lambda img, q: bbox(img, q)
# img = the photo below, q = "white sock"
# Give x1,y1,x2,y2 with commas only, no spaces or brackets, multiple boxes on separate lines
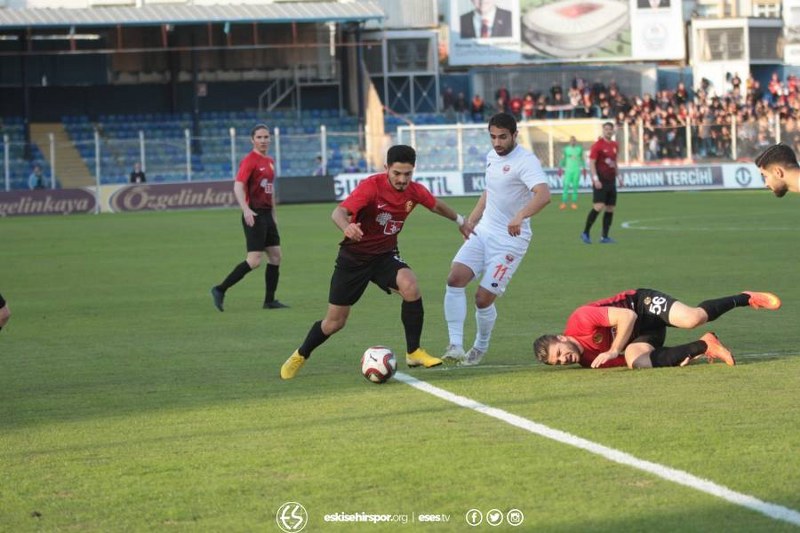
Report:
444,285,467,347
473,304,497,352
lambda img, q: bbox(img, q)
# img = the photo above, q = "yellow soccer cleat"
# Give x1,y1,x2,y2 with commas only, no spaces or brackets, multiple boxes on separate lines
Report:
406,348,443,368
281,350,306,379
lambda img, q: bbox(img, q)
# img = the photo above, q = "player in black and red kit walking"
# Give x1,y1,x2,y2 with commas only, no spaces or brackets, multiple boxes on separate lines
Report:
211,124,288,311
582,122,623,244
281,145,475,379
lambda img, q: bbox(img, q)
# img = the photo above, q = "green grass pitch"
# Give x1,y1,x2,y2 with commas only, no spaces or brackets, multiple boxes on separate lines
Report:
1,190,799,532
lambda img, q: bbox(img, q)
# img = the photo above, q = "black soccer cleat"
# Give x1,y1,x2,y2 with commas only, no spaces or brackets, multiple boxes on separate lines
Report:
210,287,225,312
263,300,289,309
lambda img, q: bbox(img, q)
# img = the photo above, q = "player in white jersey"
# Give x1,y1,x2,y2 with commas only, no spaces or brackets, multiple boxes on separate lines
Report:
442,113,551,365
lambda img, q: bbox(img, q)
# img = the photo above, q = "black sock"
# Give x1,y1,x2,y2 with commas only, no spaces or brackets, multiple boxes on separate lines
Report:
401,298,424,354
649,341,707,367
584,209,599,234
602,212,614,238
218,261,252,291
265,264,279,303
698,294,750,322
298,321,330,358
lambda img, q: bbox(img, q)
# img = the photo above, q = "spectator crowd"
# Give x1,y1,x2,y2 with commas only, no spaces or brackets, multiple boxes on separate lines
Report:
441,72,800,162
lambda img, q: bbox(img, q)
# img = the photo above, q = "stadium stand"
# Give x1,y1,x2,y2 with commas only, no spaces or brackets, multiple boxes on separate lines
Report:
4,72,799,189
1,117,51,190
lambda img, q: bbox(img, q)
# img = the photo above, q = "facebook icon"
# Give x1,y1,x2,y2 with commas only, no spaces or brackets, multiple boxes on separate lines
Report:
465,509,483,526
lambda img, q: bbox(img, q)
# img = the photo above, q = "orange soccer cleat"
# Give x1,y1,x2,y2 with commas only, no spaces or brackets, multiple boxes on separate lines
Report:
700,332,735,366
743,291,781,310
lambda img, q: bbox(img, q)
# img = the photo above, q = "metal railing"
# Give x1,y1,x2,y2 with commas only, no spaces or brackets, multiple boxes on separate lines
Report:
396,115,785,170
2,126,367,191
2,114,787,191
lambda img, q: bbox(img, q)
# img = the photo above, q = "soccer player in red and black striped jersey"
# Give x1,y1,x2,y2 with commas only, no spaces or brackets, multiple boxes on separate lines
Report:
533,288,781,369
280,145,475,379
211,124,288,311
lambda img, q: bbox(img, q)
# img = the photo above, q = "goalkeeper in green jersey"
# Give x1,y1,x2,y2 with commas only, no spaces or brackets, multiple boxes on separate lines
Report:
558,136,585,210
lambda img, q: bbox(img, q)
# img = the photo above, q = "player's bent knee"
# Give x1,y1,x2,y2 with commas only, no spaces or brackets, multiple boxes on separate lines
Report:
266,247,282,264
398,285,421,301
689,308,708,327
446,273,469,287
625,345,654,369
474,291,497,309
323,318,347,335
672,308,707,328
446,264,474,287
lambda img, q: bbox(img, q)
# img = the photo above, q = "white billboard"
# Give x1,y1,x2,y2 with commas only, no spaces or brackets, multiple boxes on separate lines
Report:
447,0,684,65
784,0,800,65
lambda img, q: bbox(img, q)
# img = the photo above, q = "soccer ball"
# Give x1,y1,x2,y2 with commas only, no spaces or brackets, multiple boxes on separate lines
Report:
361,346,397,384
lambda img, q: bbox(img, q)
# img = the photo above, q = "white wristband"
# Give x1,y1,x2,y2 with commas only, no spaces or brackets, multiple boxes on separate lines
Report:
455,213,465,226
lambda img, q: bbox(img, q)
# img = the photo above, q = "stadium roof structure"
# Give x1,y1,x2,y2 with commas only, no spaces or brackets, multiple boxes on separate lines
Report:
0,0,385,29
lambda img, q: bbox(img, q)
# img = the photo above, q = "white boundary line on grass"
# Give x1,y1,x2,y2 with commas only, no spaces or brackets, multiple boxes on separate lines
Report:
394,372,800,527
621,218,796,232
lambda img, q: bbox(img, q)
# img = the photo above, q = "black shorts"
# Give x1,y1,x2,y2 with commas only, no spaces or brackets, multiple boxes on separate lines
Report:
592,180,617,206
0,292,5,308
242,208,280,251
328,249,409,306
621,288,678,348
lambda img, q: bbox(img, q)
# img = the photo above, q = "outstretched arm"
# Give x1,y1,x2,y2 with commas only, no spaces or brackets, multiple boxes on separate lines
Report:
430,198,475,239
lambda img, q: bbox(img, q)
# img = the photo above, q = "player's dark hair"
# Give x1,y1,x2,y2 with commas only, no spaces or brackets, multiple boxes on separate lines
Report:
603,121,615,129
251,123,270,138
533,334,559,364
387,145,416,167
754,143,800,169
488,112,517,134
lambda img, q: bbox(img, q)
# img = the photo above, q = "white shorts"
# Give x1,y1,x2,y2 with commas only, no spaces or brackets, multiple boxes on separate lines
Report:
451,229,530,296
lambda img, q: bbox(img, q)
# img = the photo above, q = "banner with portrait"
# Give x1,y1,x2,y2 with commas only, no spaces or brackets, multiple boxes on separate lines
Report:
446,0,684,65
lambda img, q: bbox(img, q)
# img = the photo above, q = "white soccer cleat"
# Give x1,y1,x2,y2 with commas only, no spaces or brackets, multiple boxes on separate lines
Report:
441,344,466,364
460,347,486,367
